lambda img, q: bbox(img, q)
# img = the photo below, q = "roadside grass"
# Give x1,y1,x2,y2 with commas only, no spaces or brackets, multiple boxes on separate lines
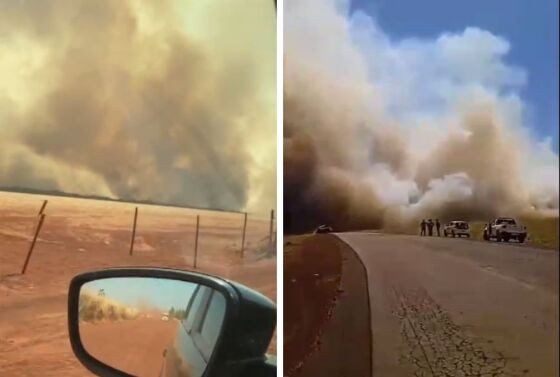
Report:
79,291,139,323
384,216,558,250
519,216,559,250
467,217,558,249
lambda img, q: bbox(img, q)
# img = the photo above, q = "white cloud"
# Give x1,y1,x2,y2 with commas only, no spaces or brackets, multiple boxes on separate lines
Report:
348,13,528,121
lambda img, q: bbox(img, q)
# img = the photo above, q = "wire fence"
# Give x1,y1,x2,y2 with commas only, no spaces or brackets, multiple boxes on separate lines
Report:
0,193,276,277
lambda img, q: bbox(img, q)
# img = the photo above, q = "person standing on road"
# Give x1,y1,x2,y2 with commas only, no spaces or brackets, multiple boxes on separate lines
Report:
420,219,426,236
435,219,441,237
427,219,434,236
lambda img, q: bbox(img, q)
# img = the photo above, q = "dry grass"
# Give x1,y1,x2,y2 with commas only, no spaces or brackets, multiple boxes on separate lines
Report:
467,217,558,249
79,291,139,323
522,216,559,249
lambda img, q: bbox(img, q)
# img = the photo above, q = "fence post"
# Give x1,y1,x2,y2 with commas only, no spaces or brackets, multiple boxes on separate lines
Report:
129,207,138,256
193,215,200,268
38,200,48,215
240,212,248,257
21,214,46,275
268,209,275,246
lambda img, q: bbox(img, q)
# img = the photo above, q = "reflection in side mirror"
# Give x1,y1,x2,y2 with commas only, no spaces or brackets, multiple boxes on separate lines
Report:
77,277,226,377
68,268,276,377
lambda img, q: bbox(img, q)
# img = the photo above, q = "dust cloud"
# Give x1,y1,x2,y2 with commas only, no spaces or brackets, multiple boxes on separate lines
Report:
0,0,276,214
284,0,558,233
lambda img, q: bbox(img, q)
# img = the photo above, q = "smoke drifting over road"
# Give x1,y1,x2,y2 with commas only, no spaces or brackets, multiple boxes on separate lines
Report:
284,0,558,232
0,0,276,213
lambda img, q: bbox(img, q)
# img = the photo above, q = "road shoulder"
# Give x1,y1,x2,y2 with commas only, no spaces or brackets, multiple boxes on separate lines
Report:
284,234,371,377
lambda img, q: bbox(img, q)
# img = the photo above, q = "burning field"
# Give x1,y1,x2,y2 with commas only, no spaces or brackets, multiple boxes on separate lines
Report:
0,191,276,376
284,0,559,233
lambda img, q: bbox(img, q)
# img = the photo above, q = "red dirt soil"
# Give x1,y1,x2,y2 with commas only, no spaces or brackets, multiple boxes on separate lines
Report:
283,234,342,376
293,235,371,377
0,192,276,376
81,318,178,377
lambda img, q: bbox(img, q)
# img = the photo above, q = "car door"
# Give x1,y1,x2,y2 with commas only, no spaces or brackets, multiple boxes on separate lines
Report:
161,285,227,377
489,221,497,236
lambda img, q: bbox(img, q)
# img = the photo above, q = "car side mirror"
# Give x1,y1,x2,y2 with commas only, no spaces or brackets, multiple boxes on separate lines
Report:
68,268,276,377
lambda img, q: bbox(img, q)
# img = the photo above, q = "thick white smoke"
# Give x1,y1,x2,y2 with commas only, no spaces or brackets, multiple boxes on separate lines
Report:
284,0,558,232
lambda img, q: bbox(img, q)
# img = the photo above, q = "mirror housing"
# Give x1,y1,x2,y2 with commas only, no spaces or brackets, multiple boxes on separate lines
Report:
68,268,276,377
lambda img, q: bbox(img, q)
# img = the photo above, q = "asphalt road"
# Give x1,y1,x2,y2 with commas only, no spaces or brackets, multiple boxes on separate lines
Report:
336,232,559,377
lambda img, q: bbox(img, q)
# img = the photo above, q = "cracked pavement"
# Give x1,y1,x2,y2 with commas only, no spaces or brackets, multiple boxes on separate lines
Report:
336,233,558,377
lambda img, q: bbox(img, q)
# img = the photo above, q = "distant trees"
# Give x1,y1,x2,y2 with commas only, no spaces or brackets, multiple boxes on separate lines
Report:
168,307,187,319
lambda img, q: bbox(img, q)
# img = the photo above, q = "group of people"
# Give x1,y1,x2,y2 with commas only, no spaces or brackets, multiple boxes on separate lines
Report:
420,219,441,236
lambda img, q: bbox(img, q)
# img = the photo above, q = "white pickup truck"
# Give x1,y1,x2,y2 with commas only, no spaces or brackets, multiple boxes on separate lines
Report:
443,221,470,238
483,217,527,243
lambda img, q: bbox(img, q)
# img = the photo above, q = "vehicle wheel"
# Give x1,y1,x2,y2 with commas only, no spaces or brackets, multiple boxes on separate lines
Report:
483,232,489,241
452,232,456,238
496,232,501,242
467,234,470,238
519,235,526,243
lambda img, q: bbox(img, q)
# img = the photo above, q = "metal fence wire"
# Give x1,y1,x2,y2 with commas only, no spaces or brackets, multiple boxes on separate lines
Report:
0,193,275,276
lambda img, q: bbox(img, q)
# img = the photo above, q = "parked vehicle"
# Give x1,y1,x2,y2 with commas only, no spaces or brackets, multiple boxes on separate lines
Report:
314,225,333,234
483,217,527,243
443,221,470,238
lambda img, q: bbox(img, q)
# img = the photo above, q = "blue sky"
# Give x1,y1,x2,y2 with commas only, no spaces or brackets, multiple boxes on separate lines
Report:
83,278,197,312
350,0,559,151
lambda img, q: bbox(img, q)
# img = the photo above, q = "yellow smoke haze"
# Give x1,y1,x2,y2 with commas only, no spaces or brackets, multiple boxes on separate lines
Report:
0,0,276,214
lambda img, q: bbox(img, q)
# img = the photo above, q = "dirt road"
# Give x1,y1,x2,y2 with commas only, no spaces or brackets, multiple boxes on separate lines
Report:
337,232,559,377
80,318,178,377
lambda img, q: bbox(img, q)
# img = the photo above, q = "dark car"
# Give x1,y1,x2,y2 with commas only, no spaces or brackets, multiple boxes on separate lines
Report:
314,225,333,234
160,285,226,377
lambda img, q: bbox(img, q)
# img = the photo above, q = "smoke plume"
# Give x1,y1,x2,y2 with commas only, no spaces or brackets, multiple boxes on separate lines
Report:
284,0,558,233
0,0,276,213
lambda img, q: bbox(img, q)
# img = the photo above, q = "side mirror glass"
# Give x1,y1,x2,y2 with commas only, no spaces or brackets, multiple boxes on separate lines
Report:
77,277,225,377
68,268,276,377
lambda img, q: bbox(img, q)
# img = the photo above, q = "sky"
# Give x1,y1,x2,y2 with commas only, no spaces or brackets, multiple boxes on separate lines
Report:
350,0,559,151
83,277,198,312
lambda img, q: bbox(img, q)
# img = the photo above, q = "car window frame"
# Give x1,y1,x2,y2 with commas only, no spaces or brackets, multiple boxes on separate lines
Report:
179,286,226,364
191,290,226,362
183,284,207,333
